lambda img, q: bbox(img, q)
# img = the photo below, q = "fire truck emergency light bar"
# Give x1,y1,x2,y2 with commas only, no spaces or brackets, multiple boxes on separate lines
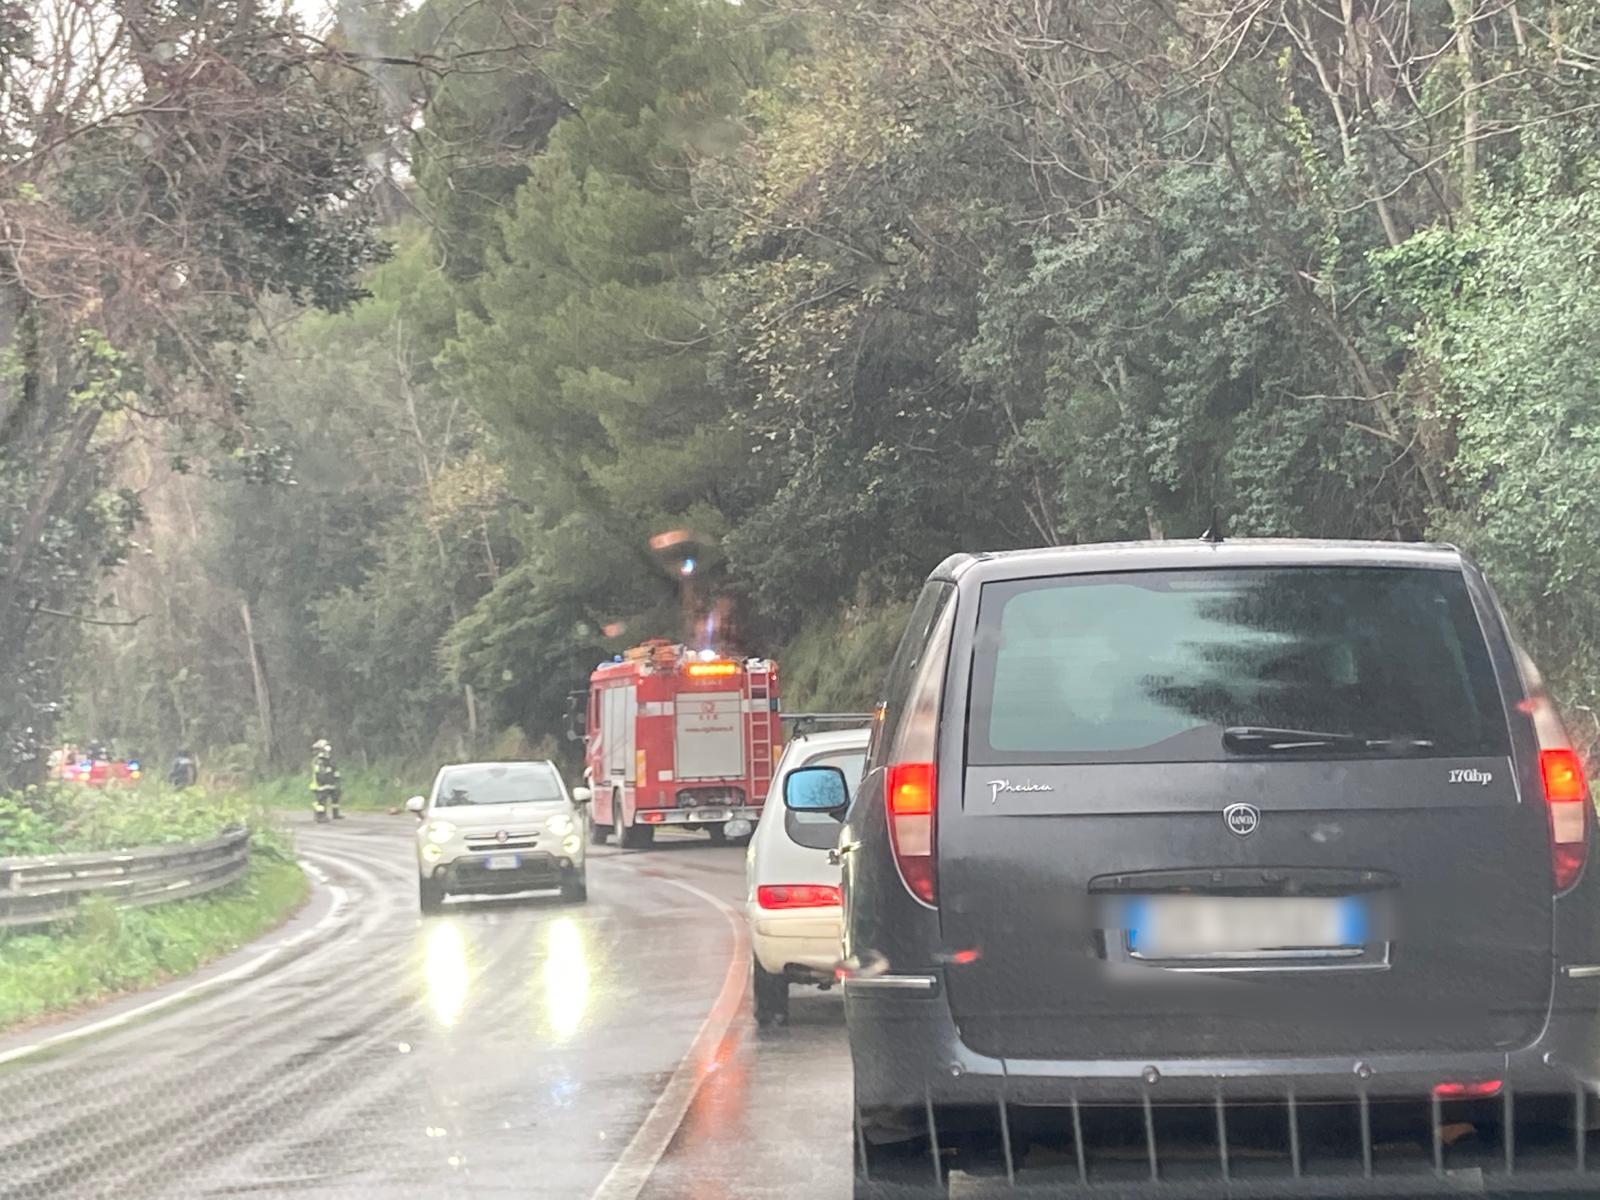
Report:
684,661,739,677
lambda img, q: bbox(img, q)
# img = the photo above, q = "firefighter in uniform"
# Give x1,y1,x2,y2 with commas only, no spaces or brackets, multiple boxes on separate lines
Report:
310,738,342,822
168,748,198,790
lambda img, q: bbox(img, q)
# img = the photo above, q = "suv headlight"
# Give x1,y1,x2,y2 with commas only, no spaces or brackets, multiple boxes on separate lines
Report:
546,813,575,836
423,820,457,845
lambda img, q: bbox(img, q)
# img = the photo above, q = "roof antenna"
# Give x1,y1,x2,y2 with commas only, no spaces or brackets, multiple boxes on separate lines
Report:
1200,505,1226,544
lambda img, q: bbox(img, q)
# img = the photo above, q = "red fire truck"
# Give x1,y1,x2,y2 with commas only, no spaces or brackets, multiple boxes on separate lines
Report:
575,640,780,847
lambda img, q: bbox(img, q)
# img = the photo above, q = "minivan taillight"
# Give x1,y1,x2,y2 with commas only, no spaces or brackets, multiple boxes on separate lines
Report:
886,762,936,904
1542,746,1590,892
1521,654,1592,894
881,600,955,908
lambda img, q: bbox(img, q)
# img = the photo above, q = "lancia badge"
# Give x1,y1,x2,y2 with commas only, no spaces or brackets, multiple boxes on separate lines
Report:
1223,803,1260,838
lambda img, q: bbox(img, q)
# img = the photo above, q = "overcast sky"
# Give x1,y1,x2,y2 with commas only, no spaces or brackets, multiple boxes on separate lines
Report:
291,1,337,30
292,1,422,30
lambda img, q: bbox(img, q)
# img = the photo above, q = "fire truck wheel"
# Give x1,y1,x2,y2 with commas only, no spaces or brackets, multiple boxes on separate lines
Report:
588,814,610,846
753,956,789,1027
706,823,728,845
609,792,627,845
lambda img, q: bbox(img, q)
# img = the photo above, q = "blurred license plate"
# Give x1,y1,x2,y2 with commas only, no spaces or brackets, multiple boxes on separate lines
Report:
485,854,520,871
697,810,727,822
1126,896,1365,958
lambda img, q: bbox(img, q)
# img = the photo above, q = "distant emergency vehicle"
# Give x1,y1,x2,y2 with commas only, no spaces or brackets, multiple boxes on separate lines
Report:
575,640,780,847
51,746,142,787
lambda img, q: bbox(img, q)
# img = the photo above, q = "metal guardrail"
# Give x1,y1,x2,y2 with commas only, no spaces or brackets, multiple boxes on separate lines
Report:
0,826,251,931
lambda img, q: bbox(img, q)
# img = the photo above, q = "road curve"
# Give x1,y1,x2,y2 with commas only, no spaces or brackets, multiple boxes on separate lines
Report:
0,815,853,1199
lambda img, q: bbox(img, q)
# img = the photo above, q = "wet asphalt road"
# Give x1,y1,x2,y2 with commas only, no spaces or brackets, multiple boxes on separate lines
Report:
0,814,853,1199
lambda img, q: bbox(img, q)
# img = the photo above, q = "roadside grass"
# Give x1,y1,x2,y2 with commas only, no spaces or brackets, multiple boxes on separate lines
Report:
0,853,308,1032
247,763,434,813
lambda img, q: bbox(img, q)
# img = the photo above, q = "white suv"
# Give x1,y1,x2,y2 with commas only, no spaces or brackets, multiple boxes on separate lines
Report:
745,727,869,1026
408,760,591,913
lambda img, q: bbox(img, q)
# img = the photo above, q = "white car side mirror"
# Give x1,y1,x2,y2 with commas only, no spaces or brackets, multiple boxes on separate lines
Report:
572,786,592,804
405,795,426,817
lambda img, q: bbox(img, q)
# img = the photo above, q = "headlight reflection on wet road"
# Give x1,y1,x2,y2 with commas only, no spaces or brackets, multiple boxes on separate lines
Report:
423,919,470,1027
543,917,589,1041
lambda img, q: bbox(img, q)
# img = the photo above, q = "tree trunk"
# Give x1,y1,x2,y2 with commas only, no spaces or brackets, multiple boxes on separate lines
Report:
239,598,275,768
0,404,102,615
1452,0,1479,217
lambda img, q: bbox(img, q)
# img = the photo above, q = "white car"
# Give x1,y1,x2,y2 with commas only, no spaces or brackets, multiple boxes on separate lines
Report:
407,760,591,913
745,727,869,1026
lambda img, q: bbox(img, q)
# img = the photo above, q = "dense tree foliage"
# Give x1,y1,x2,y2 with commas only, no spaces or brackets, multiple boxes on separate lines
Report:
0,2,391,780
20,0,1600,772
70,230,513,768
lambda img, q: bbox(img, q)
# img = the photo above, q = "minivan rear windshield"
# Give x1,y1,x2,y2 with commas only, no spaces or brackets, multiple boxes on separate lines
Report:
967,567,1510,764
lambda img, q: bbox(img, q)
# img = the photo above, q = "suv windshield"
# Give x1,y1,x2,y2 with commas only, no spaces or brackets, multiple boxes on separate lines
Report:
968,567,1509,764
435,764,564,806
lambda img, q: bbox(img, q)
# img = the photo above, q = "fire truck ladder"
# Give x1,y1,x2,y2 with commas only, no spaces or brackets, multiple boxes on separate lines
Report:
746,662,776,797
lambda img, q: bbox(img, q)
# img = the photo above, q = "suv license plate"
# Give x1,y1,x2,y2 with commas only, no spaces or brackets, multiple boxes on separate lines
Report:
1126,895,1365,958
485,854,520,871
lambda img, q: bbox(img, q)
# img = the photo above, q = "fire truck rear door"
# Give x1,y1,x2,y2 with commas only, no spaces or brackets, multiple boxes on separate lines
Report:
601,685,636,781
675,692,743,779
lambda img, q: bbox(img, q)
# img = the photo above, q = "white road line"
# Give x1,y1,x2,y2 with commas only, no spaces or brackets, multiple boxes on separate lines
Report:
0,872,348,1069
589,872,751,1200
122,843,401,1030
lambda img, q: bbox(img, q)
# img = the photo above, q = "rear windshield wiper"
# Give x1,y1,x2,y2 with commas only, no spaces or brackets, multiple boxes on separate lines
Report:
1222,726,1436,754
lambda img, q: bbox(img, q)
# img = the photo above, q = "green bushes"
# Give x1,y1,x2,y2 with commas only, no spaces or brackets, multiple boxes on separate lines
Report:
0,783,277,857
0,790,64,857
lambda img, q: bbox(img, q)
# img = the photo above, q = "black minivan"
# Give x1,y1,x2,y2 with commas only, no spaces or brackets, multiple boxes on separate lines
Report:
786,540,1600,1197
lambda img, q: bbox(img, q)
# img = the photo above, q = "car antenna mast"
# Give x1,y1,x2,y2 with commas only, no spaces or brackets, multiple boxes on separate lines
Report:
1200,505,1226,544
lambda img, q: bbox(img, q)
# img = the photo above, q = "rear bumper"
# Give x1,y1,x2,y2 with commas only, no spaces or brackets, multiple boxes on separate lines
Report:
848,972,1600,1195
433,852,580,895
637,806,761,826
748,905,841,979
846,969,1600,1108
